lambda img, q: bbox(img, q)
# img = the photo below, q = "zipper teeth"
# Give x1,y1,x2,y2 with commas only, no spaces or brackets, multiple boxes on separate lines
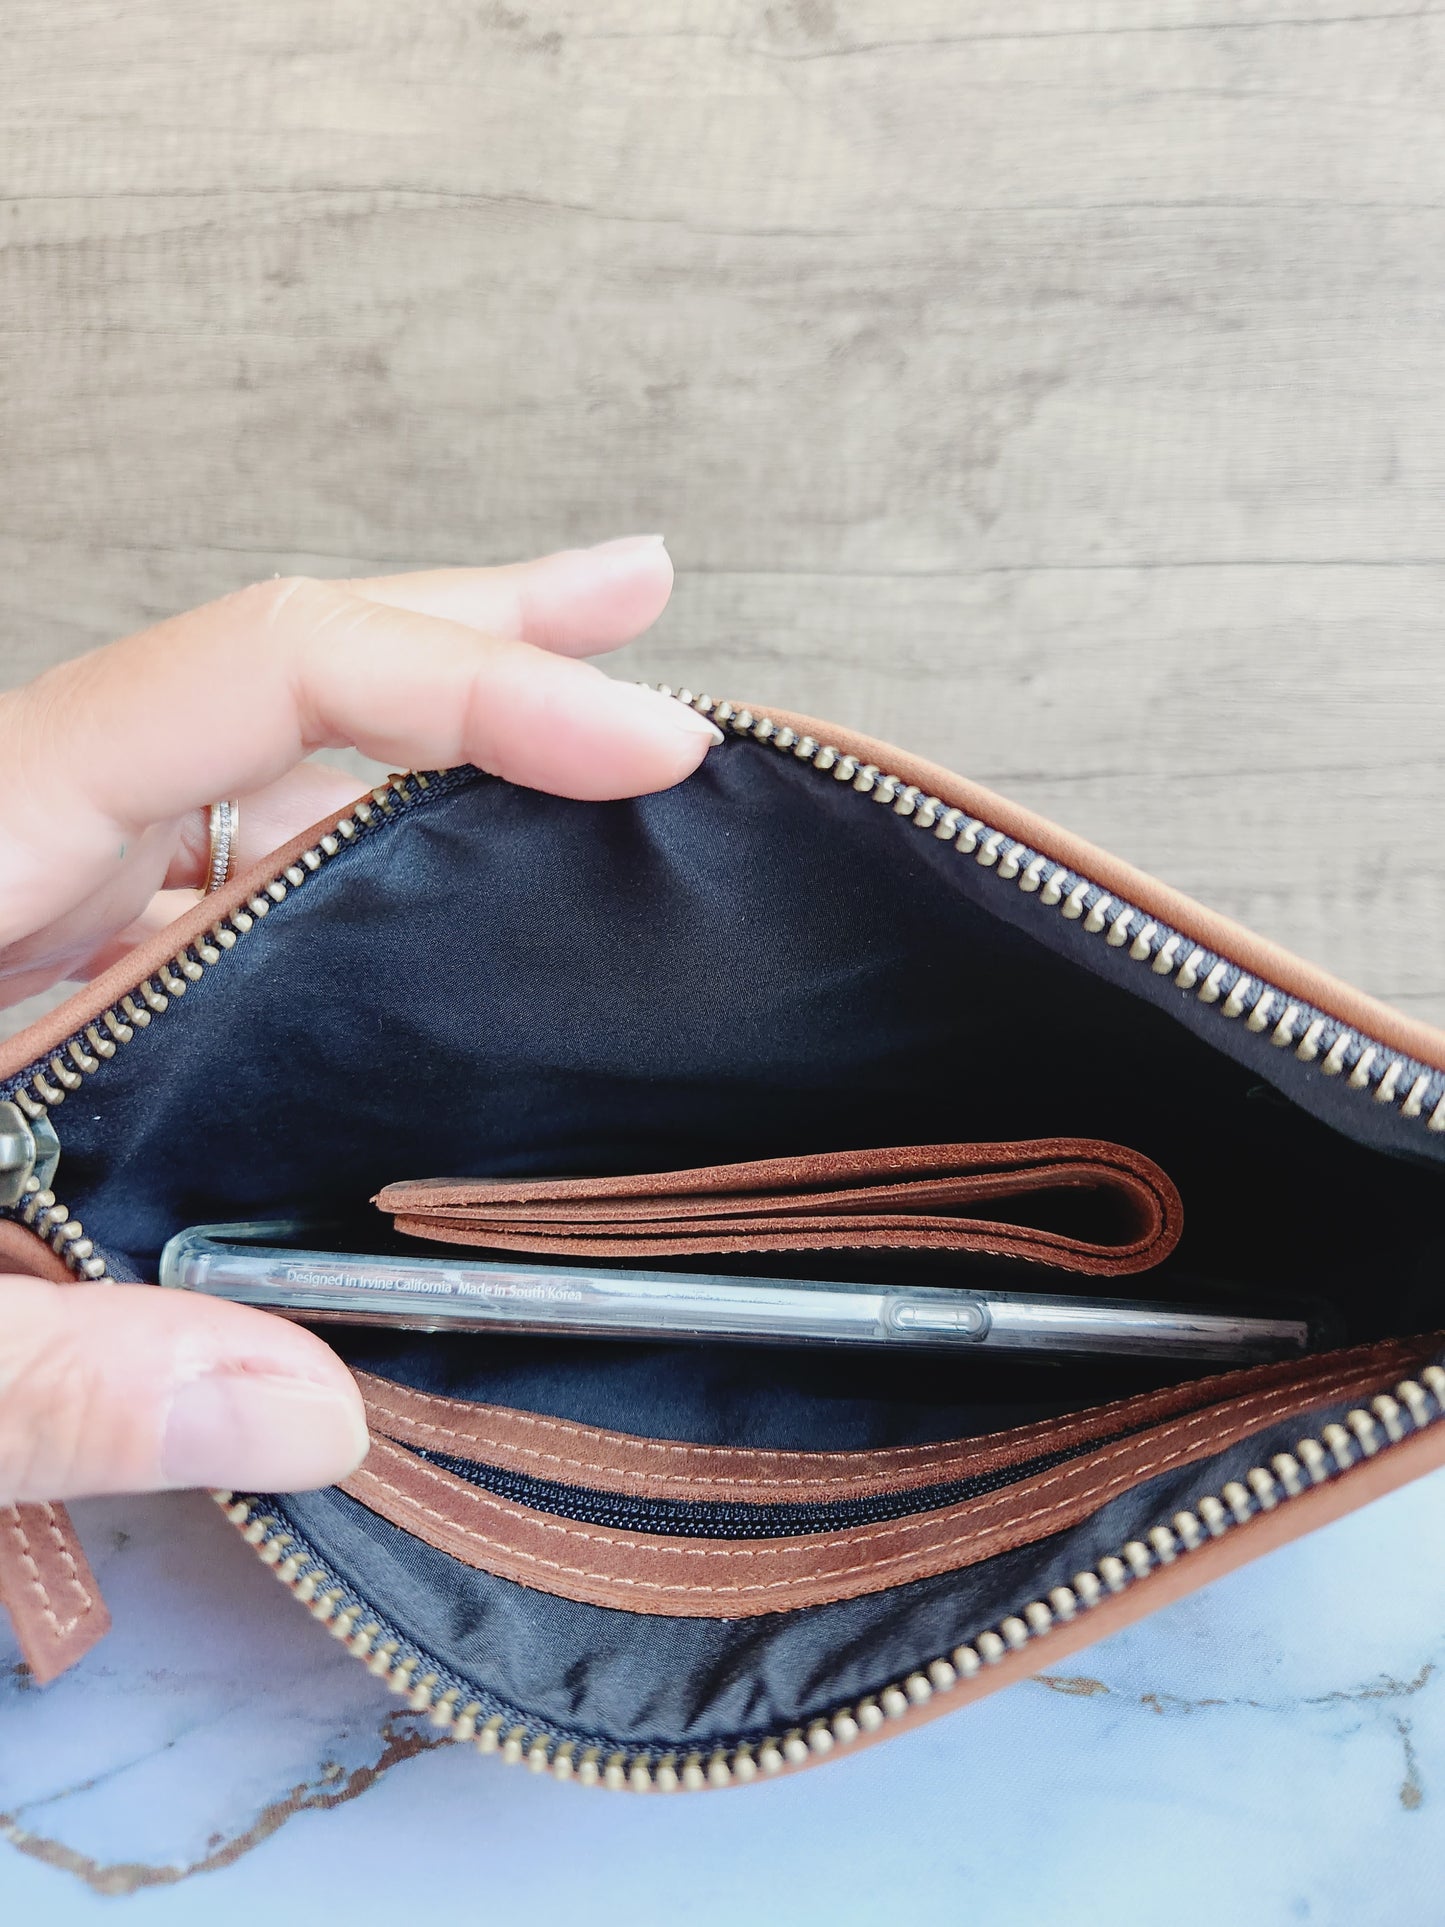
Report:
6,711,1443,1788
2,771,440,1282
655,689,1445,1137
413,1426,1144,1535
219,1363,1445,1791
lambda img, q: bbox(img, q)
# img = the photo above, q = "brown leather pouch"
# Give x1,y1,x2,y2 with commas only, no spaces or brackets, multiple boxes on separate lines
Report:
2,697,1443,1791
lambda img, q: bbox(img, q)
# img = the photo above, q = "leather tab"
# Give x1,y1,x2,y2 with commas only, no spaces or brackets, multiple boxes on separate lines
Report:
0,1501,110,1685
377,1138,1183,1277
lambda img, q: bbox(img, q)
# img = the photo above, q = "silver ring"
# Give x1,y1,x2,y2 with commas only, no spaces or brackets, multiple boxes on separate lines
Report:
206,799,240,893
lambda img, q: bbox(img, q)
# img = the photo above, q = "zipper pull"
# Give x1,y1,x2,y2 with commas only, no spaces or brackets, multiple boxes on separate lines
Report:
0,1100,60,1208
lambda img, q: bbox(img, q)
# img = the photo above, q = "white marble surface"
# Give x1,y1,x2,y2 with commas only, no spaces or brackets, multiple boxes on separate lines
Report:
2,1471,1443,1923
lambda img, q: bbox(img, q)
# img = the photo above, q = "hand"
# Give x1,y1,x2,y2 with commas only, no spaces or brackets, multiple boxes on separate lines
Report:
0,538,718,1503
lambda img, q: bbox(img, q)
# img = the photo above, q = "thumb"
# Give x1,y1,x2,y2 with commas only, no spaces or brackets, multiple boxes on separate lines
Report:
0,1276,369,1503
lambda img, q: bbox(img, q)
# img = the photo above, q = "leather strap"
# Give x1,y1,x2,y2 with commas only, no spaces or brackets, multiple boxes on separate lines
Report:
378,1138,1183,1277
0,1220,112,1682
0,1500,110,1685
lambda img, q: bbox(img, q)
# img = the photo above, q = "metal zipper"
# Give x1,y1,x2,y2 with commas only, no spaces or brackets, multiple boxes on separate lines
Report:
0,1101,59,1207
0,771,448,1281
657,691,1445,1137
4,706,1444,1788
409,1423,1151,1536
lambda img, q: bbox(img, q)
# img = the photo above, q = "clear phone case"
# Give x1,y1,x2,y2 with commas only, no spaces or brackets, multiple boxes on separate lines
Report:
160,1222,1315,1363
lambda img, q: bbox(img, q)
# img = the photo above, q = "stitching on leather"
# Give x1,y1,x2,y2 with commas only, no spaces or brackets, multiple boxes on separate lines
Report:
0,1503,90,1638
428,1179,1169,1258
391,1142,1183,1271
362,1390,1199,1493
0,1505,57,1633
354,1377,1112,1465
350,1362,1398,1597
357,1383,1174,1488
364,1366,1385,1561
362,1395,1062,1492
407,1220,1164,1268
357,1345,1394,1458
37,1503,93,1633
354,1342,1422,1494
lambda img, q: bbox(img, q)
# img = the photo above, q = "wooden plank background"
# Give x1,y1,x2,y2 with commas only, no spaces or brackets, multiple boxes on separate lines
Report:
2,0,1442,1027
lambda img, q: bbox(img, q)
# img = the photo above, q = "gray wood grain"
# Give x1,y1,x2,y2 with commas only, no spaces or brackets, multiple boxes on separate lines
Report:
2,0,1442,1025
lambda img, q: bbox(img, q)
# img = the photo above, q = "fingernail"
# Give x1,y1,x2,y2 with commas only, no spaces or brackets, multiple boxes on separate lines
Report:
161,1372,370,1492
586,533,667,556
629,685,725,746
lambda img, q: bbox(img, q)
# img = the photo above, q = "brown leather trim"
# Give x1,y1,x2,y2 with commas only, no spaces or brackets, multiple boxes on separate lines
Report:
379,1138,1182,1278
751,1412,1445,1787
0,1219,76,1284
0,1502,111,1686
756,706,1445,1075
340,1341,1435,1616
353,1335,1429,1505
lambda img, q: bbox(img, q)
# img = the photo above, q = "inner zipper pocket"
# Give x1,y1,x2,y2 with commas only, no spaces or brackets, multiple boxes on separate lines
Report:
338,1333,1441,1621
403,1427,1148,1537
222,1356,1445,1790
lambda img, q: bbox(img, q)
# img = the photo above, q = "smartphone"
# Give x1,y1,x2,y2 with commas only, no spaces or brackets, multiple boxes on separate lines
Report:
159,1222,1316,1364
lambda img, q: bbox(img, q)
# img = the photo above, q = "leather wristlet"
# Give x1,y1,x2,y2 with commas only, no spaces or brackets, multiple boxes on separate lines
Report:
7,703,1439,1787
376,1137,1184,1278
